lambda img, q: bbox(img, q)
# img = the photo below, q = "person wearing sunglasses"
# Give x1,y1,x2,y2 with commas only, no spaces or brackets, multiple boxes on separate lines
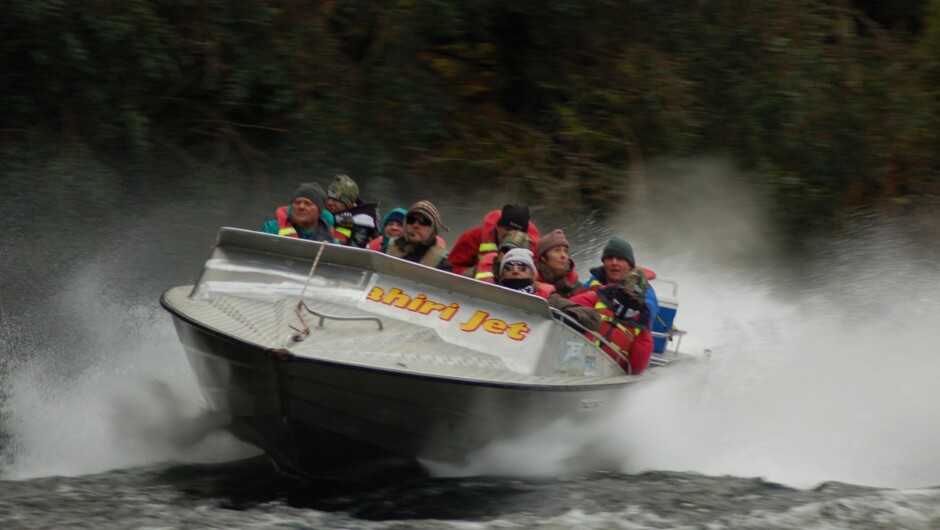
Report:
261,182,337,243
497,249,600,332
386,200,453,270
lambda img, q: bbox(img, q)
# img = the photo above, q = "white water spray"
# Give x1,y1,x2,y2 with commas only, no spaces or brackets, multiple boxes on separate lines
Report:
450,160,940,489
0,265,256,480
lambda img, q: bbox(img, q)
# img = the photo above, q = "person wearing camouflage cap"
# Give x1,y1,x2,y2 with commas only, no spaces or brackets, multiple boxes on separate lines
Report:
462,229,532,283
325,174,360,212
261,182,337,243
323,174,381,248
569,267,655,374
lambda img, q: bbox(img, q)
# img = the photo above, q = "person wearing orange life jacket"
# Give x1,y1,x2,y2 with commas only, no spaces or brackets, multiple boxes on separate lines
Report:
387,201,453,270
535,229,585,298
324,174,380,248
570,268,654,374
448,205,540,275
583,236,658,327
463,229,532,283
261,182,336,243
497,249,600,332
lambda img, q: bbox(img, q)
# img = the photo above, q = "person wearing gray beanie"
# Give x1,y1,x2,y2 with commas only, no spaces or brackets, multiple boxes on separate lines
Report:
583,236,660,335
602,236,635,267
261,182,336,242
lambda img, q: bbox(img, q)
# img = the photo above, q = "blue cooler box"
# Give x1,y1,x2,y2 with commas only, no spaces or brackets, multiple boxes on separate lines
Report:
651,279,679,353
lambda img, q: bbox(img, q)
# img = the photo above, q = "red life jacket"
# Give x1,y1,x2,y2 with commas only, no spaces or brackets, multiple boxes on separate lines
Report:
569,290,653,375
275,206,299,238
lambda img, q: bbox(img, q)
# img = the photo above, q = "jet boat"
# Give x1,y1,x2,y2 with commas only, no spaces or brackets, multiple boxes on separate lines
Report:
161,228,688,479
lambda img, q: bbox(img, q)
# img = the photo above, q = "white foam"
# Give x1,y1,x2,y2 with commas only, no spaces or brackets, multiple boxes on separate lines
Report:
0,268,256,480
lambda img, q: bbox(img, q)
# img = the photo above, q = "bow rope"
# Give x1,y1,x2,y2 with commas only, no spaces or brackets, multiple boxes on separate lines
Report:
290,242,326,341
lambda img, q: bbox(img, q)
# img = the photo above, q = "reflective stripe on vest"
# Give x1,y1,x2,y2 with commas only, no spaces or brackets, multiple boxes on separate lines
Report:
278,226,298,237
477,241,498,260
475,271,495,280
594,301,641,356
334,225,352,243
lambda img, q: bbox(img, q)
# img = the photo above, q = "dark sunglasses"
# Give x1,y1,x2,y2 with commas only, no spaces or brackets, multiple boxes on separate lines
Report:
405,215,432,227
502,262,531,272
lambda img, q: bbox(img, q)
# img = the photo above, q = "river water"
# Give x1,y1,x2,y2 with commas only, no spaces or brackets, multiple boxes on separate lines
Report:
2,159,940,528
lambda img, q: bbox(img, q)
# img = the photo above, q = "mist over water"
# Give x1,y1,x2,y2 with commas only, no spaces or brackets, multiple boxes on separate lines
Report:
2,159,938,490
445,160,940,489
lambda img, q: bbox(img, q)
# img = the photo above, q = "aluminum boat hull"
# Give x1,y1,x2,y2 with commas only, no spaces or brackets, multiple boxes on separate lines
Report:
161,228,685,479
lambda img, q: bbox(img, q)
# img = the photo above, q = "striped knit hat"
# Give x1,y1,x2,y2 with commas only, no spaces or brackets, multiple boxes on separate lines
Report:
407,200,450,233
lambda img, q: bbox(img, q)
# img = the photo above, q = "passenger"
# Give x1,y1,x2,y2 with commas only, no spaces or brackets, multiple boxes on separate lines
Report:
387,201,453,270
261,182,336,243
570,268,654,374
367,207,407,253
583,236,658,325
464,229,532,283
498,249,600,332
448,204,540,275
368,207,448,253
535,229,584,298
324,174,381,248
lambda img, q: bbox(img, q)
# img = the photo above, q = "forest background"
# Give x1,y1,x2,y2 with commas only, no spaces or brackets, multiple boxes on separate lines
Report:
3,0,939,248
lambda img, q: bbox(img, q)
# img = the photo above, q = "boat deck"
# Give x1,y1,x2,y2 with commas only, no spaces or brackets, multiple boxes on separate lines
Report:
163,286,632,386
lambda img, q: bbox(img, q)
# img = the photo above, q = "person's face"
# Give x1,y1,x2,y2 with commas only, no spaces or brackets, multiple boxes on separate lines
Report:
496,226,509,243
602,256,633,283
290,197,320,230
325,197,347,214
501,260,535,281
385,220,403,238
404,213,433,243
541,245,569,273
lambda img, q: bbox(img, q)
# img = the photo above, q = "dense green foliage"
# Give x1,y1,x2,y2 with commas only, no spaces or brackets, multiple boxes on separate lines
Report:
2,0,938,242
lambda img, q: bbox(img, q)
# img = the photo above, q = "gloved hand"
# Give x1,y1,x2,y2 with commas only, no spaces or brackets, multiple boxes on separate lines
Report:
611,289,648,325
334,211,354,227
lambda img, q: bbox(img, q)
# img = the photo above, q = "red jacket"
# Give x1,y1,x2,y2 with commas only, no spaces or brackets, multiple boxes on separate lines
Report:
569,290,653,374
449,210,541,274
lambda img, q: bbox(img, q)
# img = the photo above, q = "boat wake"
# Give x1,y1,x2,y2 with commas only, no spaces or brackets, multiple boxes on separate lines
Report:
444,219,940,490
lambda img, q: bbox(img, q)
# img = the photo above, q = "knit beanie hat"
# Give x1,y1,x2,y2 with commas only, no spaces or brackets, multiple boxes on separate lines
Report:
382,207,407,229
497,204,530,231
502,248,536,271
535,228,569,260
602,236,635,266
327,174,359,207
407,200,450,233
499,230,532,253
292,182,327,213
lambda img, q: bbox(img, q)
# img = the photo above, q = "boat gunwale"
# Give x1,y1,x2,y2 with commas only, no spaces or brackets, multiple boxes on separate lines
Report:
161,290,638,393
